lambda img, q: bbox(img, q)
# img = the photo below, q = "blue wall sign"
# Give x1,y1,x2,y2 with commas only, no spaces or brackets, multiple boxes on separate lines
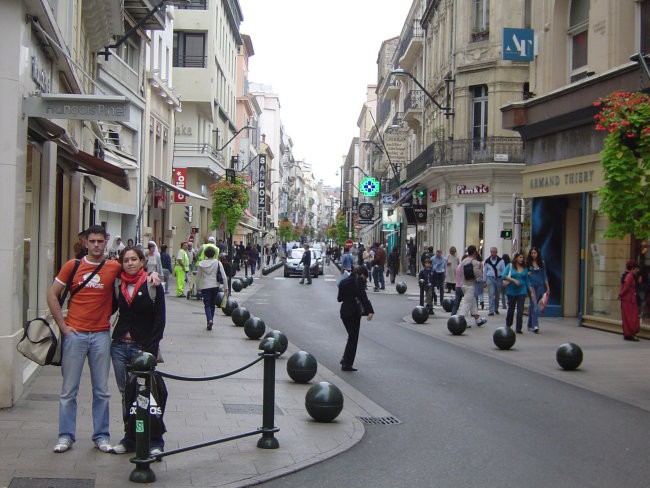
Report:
503,28,534,61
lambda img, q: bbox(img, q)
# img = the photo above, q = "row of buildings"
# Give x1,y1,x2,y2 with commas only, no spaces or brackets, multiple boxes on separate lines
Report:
0,0,333,408
343,0,648,337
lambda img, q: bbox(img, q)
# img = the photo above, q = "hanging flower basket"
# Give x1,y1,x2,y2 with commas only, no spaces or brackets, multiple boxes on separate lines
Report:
210,177,250,235
594,91,650,240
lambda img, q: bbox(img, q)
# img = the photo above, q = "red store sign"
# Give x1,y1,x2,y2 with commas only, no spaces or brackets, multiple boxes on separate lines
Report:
173,168,187,203
457,184,489,195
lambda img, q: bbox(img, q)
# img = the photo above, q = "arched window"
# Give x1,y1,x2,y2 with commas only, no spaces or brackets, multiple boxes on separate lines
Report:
568,0,589,82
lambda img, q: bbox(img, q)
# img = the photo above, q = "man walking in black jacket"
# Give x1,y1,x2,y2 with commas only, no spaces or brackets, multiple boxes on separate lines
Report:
299,243,312,284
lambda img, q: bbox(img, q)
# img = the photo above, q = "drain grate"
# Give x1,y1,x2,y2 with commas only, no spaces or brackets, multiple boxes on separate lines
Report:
223,403,283,415
9,478,95,488
357,416,401,425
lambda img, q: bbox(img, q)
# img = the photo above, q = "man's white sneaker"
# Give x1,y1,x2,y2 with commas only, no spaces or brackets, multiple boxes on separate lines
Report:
53,437,73,453
150,447,164,457
94,439,112,453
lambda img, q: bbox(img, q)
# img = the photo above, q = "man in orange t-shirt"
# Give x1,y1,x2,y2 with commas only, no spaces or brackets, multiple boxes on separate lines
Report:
46,225,159,454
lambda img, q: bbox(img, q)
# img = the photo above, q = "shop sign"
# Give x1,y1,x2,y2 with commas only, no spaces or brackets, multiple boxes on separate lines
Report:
258,154,266,213
457,184,489,195
23,93,130,121
523,159,603,198
173,168,187,203
31,56,51,93
381,194,396,205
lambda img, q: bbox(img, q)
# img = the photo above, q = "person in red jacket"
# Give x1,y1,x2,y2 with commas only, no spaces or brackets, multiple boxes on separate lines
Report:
619,259,641,341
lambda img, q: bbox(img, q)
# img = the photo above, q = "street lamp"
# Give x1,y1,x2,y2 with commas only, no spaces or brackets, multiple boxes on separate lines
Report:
350,165,369,178
390,68,454,117
217,125,254,152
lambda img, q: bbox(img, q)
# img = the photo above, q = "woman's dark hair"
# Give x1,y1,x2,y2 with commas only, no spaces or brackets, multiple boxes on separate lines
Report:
161,244,168,253
626,259,640,270
205,246,216,258
502,253,510,264
512,251,527,270
526,247,544,268
351,265,368,279
119,246,145,263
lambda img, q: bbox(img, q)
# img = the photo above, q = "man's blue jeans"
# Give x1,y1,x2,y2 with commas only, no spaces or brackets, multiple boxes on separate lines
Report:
59,330,111,443
486,276,501,314
373,265,385,289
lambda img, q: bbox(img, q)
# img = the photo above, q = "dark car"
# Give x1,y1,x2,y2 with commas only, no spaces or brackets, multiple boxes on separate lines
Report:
284,249,319,278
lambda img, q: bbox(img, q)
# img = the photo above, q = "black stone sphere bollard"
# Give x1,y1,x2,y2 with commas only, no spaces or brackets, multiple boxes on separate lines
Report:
247,276,254,286
412,305,429,324
442,297,454,313
493,327,516,350
396,282,407,294
222,298,238,316
262,267,270,276
244,316,266,339
264,330,288,356
305,381,343,422
231,307,251,327
556,343,583,370
447,314,467,335
232,279,243,292
215,291,225,307
287,351,318,383
240,277,249,288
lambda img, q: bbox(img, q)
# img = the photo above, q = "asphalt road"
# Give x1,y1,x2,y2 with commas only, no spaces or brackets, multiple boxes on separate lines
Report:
247,265,650,488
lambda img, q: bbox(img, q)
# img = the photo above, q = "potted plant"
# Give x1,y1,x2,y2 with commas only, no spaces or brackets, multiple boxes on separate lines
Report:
210,176,250,234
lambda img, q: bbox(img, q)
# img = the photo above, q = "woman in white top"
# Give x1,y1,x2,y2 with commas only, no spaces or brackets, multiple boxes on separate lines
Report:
144,241,163,276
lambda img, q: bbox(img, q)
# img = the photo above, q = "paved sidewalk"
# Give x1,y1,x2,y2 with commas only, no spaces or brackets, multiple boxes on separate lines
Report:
0,276,391,488
388,272,650,412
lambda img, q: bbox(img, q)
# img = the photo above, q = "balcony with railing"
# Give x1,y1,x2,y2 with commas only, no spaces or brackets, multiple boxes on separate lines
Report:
398,19,424,68
173,142,225,173
173,54,207,68
403,90,424,125
176,0,207,8
124,0,166,30
405,137,524,180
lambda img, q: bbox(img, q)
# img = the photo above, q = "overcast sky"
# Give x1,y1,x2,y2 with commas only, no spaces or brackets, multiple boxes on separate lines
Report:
238,1,411,187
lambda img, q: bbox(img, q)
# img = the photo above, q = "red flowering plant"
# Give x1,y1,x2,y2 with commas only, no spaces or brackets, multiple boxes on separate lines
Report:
593,91,650,240
210,176,250,234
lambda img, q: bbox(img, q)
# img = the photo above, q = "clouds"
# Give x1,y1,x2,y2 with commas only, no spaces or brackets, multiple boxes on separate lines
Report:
238,0,410,186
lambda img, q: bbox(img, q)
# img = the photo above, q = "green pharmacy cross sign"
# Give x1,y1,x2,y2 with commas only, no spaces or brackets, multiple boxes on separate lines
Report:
360,177,380,197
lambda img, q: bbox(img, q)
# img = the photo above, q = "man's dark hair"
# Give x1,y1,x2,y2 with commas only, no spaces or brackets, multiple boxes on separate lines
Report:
86,224,107,238
467,245,477,256
205,246,216,258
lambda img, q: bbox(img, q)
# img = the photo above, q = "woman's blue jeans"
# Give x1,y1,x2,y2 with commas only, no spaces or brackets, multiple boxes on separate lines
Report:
201,287,220,322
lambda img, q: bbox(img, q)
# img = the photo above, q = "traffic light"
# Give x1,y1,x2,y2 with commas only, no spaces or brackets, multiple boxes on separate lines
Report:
184,205,193,223
415,188,425,198
514,198,525,224
500,229,513,239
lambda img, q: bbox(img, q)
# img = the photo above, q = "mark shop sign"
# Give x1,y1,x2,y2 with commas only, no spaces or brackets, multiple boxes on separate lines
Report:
258,154,266,215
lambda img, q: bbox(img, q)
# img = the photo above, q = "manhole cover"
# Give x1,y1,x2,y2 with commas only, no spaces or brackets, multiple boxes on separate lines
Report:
223,403,283,415
9,478,94,488
357,416,401,425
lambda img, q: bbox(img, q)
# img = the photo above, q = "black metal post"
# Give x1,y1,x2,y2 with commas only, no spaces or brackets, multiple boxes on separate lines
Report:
256,349,279,449
129,368,156,483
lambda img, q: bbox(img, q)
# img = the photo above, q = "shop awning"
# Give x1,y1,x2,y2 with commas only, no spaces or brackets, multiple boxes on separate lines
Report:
149,175,208,201
238,221,263,233
29,117,131,191
58,147,130,191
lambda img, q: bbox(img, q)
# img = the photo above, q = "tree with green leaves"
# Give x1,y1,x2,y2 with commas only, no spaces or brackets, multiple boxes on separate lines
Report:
278,219,292,243
335,209,348,245
594,91,650,240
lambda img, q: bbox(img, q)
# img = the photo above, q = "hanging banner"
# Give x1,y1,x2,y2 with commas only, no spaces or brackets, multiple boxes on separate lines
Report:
258,155,266,219
173,168,187,203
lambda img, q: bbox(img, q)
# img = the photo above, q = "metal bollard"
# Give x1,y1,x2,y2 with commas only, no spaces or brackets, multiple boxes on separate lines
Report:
257,337,280,449
129,352,157,484
419,279,425,307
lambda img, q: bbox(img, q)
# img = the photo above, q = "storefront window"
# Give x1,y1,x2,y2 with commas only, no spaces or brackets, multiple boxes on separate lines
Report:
465,205,485,256
585,194,630,321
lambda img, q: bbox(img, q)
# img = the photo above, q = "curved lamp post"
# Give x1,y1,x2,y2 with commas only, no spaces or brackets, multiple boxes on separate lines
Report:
390,68,454,118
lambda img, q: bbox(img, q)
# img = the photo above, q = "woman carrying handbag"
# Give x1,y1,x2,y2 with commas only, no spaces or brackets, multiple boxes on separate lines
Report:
337,266,374,372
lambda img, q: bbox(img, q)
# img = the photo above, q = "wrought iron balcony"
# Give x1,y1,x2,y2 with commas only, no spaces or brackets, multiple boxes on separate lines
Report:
173,142,225,171
404,90,424,113
405,137,524,180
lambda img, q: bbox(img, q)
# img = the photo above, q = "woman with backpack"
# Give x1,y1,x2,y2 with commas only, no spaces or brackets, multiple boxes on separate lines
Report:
196,246,227,331
110,246,166,456
502,251,534,334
